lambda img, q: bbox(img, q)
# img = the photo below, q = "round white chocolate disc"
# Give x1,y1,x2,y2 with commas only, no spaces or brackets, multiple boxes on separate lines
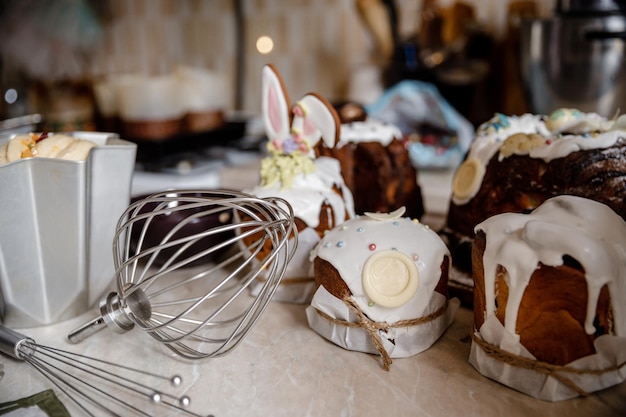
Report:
452,156,484,201
362,250,419,308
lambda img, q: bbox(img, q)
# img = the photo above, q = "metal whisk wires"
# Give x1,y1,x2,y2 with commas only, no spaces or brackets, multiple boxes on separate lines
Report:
68,190,297,359
0,325,208,416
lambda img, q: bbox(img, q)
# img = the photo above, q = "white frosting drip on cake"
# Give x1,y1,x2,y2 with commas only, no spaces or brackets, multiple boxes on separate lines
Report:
452,110,626,205
311,211,450,322
475,195,626,340
337,120,402,148
247,156,354,228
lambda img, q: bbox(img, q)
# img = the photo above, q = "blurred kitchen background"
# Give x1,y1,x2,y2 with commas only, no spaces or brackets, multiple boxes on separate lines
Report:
3,0,626,190
0,0,561,126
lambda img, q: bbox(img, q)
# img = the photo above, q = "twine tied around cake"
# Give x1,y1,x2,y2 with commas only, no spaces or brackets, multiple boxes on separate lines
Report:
316,296,449,371
471,332,626,397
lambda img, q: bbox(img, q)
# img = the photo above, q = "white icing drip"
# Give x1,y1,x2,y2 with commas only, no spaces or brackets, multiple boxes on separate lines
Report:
472,112,626,164
312,215,449,323
247,156,354,228
475,195,626,338
528,130,625,160
337,120,401,148
470,113,550,162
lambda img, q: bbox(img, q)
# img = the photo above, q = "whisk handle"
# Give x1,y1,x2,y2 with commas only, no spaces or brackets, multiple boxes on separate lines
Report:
67,315,107,344
68,291,141,343
0,325,33,360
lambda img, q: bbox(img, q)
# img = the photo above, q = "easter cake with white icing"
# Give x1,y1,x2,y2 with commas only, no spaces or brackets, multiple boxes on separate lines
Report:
243,65,355,304
470,195,626,401
306,207,459,370
442,109,626,284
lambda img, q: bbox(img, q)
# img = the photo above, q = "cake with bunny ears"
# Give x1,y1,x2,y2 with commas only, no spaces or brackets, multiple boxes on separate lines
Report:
318,102,424,219
243,64,355,304
470,195,626,401
442,109,626,286
306,207,459,370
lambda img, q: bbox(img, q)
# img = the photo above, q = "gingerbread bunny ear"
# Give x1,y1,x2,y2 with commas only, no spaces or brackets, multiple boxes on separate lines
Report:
293,93,340,149
262,64,292,142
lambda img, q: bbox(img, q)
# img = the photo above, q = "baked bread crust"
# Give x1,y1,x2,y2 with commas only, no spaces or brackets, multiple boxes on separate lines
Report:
318,138,424,219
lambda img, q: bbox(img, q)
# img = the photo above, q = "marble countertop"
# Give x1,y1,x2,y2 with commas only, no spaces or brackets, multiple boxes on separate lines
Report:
2,163,626,416
3,301,625,417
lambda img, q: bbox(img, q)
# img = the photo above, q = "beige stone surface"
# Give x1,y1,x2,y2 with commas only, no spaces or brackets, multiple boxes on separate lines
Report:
2,302,625,416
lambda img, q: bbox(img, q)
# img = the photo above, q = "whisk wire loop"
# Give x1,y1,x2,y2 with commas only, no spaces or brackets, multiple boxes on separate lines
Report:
0,325,208,416
68,190,297,360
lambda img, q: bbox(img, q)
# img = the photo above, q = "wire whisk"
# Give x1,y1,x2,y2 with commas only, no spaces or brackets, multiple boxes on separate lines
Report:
0,325,209,416
68,189,297,359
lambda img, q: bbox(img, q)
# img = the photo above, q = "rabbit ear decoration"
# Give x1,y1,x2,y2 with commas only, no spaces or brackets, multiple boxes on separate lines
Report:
262,64,291,142
293,93,340,149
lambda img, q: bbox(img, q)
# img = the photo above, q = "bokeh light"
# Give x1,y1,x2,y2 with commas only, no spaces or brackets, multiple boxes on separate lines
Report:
256,36,274,54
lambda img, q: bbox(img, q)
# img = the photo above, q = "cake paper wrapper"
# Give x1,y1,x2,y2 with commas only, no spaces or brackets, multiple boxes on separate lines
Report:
306,286,459,359
249,227,319,304
470,315,626,401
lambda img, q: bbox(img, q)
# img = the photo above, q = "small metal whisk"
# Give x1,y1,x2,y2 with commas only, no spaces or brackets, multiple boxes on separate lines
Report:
67,189,297,359
0,325,208,416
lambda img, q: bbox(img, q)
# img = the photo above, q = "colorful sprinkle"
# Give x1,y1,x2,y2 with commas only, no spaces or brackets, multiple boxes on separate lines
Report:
392,221,399,226
368,243,376,251
340,225,348,231
368,301,375,307
412,253,419,261
485,113,511,133
357,227,364,233
324,242,331,248
545,139,552,145
336,241,344,248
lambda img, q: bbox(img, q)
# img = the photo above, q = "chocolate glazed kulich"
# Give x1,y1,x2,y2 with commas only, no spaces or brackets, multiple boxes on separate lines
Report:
318,139,424,219
446,141,626,273
318,102,425,219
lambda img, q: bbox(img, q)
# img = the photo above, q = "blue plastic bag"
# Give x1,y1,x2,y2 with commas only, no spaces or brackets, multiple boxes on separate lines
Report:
366,80,474,170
